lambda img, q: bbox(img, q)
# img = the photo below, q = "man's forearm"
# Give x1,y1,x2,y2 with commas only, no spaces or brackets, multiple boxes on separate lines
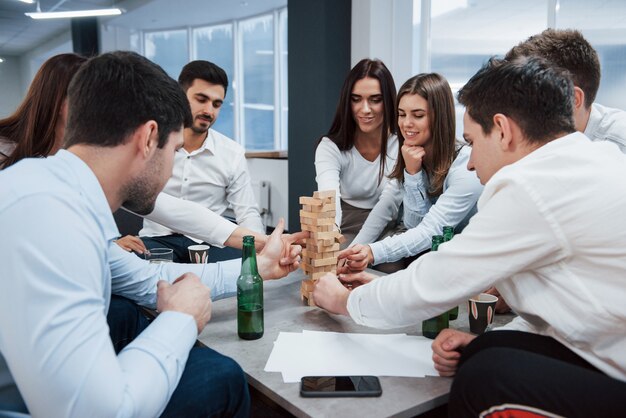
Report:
224,226,267,250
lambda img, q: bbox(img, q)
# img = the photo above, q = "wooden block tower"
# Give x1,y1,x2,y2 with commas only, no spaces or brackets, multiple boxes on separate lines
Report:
299,190,345,306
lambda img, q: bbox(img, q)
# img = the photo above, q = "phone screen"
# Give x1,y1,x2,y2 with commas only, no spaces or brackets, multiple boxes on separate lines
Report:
300,376,382,397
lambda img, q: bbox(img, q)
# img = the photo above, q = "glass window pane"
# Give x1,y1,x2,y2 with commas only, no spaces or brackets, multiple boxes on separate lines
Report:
244,107,274,151
279,9,288,150
144,30,188,79
193,25,235,139
424,0,548,137
557,1,626,110
241,14,275,149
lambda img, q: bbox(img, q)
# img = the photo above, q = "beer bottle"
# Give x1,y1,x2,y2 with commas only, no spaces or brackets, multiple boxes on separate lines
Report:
442,226,459,320
237,236,264,340
422,235,449,339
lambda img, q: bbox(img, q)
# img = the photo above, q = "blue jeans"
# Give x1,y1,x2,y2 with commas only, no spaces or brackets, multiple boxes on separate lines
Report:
107,296,250,417
141,234,242,263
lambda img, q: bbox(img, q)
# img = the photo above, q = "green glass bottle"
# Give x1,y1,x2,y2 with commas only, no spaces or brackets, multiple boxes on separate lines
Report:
442,226,454,242
237,236,264,340
422,235,449,339
442,226,459,320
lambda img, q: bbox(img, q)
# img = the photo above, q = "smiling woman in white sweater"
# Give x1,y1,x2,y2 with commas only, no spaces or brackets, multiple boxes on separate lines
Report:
315,58,402,248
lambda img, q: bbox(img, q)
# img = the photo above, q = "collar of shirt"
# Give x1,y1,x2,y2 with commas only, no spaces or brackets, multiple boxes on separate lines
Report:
584,103,602,139
182,129,217,157
55,150,120,242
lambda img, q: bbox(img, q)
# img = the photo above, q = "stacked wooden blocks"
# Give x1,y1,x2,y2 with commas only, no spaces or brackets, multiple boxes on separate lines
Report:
299,190,345,306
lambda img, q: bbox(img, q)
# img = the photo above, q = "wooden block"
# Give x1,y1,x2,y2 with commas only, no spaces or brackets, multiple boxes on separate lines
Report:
336,234,347,244
301,262,332,274
302,249,325,259
300,196,323,205
313,190,336,199
300,210,336,219
311,271,331,280
301,217,334,226
301,224,334,233
311,257,337,267
301,279,316,292
308,203,335,213
310,231,340,240
302,204,312,212
305,242,340,252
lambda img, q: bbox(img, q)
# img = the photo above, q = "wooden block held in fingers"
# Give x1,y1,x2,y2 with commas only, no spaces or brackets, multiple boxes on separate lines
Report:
336,234,346,244
313,190,336,199
311,257,338,267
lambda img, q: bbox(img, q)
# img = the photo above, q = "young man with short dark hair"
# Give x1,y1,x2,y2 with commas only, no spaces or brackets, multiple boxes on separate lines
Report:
313,57,626,416
506,28,626,153
137,60,265,263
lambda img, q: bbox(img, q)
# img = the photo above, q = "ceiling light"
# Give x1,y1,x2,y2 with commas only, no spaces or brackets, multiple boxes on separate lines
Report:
0,58,5,63
19,0,36,4
25,8,123,19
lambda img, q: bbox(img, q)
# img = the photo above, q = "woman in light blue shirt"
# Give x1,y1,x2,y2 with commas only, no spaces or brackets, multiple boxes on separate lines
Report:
341,73,483,270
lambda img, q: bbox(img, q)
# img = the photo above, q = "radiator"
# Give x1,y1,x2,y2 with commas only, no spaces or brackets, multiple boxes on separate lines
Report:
251,180,270,215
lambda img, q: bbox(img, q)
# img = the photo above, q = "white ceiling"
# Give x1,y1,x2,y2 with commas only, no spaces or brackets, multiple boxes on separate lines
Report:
0,0,286,57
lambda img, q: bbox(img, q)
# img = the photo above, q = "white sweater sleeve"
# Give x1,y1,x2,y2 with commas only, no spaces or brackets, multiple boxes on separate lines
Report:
315,138,343,226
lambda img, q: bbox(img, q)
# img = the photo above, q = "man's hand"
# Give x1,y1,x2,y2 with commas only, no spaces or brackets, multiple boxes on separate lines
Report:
156,273,212,334
337,271,377,289
115,235,148,254
431,329,475,377
401,144,426,175
312,274,351,315
337,244,373,273
257,218,305,280
484,287,511,313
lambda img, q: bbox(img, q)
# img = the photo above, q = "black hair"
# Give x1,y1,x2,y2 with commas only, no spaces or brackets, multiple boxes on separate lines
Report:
458,57,576,143
64,51,191,149
178,60,229,95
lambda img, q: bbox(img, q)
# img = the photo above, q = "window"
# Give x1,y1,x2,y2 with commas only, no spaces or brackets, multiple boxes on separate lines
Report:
193,24,235,139
413,0,626,136
144,29,188,79
140,8,288,151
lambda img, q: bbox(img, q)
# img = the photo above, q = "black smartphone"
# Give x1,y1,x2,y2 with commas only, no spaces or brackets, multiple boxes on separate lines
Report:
300,375,382,397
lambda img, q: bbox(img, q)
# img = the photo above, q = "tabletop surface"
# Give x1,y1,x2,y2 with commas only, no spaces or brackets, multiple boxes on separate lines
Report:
198,269,514,418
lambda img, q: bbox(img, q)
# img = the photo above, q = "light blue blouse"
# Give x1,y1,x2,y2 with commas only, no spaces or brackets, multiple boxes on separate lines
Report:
369,145,483,264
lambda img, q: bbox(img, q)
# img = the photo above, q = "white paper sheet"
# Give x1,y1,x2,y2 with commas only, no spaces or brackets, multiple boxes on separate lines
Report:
264,330,438,383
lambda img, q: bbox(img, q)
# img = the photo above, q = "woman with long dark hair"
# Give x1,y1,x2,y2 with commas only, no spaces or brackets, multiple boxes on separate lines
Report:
315,58,402,247
0,53,87,169
340,73,483,270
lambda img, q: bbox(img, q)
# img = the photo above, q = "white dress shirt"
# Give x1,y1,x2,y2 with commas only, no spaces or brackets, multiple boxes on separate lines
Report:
584,102,626,153
315,135,401,229
0,150,240,417
367,146,482,263
141,129,265,241
347,132,626,381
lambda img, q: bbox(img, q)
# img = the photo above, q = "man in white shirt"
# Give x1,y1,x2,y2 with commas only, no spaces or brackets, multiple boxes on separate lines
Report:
136,60,264,262
312,57,626,416
506,28,626,152
0,52,300,417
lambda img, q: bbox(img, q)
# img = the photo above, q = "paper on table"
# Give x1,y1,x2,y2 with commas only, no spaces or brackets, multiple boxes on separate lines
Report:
265,330,438,383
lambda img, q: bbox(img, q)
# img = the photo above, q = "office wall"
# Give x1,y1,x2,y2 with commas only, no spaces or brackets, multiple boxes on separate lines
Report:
0,57,23,118
287,0,351,232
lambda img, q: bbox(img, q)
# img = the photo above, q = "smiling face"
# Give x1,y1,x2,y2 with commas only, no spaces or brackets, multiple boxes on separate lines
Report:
464,111,505,185
398,93,432,147
186,78,225,134
351,77,384,137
